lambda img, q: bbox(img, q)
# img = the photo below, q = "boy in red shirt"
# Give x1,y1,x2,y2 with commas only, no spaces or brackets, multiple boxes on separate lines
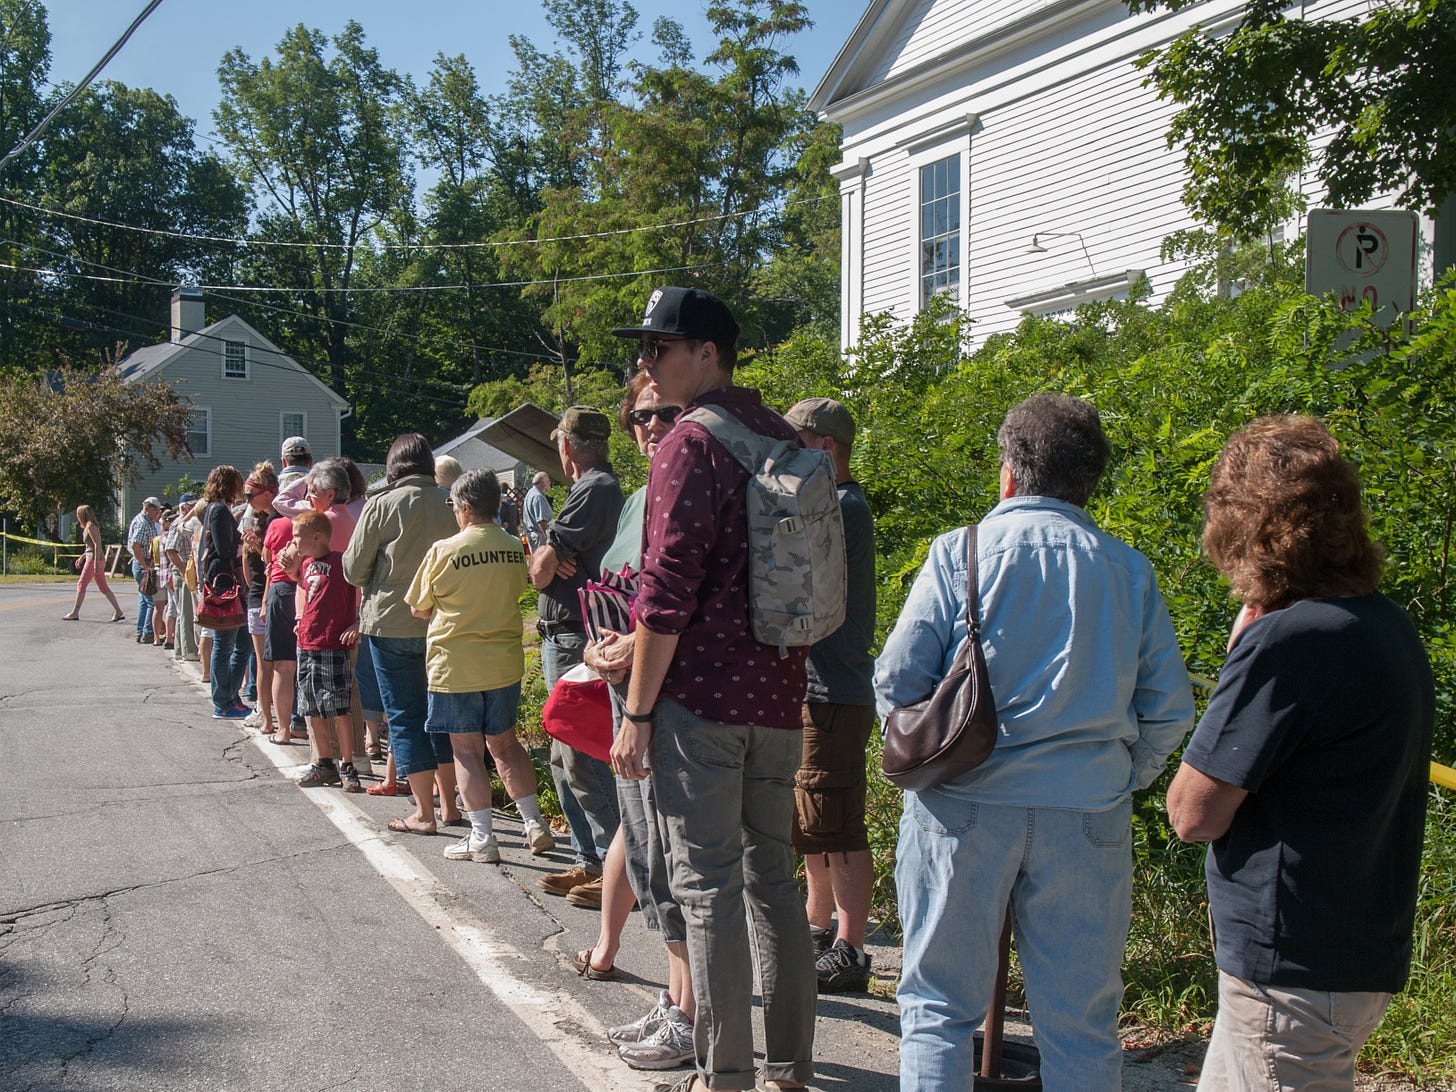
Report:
282,510,362,791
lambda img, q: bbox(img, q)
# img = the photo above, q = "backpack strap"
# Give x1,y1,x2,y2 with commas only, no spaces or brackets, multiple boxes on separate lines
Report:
681,404,794,475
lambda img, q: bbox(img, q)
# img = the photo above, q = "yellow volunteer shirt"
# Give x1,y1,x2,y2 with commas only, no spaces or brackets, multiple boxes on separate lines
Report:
406,522,527,693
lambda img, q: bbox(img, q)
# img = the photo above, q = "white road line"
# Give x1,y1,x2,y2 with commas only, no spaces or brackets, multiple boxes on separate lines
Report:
175,662,656,1092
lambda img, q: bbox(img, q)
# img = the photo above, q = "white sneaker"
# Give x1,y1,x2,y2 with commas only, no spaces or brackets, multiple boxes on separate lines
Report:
523,818,556,856
618,1007,693,1069
608,989,671,1045
443,833,500,863
242,707,265,728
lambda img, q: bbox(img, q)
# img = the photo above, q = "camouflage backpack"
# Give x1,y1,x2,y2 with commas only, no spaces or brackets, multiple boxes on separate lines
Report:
683,405,847,657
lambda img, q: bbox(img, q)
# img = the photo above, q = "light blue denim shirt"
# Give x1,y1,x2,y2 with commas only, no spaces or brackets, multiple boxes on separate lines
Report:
874,495,1195,810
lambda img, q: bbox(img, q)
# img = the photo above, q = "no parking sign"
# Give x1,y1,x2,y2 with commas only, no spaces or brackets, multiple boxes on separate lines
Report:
1306,208,1418,330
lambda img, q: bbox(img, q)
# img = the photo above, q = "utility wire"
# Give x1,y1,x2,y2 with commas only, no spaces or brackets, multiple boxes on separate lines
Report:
0,190,827,250
0,1,167,174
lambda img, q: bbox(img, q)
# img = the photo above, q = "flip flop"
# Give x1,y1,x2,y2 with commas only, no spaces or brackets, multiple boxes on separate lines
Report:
387,817,436,836
573,948,618,981
440,815,468,827
267,734,298,745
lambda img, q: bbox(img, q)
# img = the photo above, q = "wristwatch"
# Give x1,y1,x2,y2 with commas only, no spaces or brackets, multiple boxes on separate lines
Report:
622,709,654,724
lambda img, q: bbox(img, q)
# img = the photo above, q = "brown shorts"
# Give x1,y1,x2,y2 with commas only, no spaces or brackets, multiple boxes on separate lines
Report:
792,702,875,855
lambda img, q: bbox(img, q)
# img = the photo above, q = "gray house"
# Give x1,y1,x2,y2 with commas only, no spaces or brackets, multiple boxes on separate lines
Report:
116,288,350,517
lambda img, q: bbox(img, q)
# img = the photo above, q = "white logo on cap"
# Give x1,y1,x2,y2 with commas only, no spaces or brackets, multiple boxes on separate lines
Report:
643,289,663,325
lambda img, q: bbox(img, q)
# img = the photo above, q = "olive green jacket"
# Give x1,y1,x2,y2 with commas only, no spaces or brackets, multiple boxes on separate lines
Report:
343,474,455,638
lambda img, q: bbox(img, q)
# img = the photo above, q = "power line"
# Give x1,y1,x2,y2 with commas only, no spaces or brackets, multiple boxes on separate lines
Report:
0,191,828,251
0,0,167,174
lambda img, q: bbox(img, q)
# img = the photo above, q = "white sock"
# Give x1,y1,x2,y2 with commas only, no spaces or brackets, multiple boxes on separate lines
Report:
515,794,543,824
468,807,493,841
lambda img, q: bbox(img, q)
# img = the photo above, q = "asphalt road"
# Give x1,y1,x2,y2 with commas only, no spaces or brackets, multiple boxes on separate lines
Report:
0,583,909,1092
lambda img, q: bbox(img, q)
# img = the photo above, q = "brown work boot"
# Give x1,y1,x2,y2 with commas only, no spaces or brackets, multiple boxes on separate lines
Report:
565,876,604,909
538,866,597,897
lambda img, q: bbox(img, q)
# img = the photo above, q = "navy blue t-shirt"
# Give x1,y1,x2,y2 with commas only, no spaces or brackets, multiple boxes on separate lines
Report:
1183,594,1433,993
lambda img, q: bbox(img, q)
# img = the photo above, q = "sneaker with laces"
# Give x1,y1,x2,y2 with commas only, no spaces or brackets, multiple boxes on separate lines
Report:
815,938,872,993
809,924,834,955
339,763,362,793
566,876,604,909
608,990,672,1045
618,1008,694,1070
243,707,266,728
538,866,595,896
295,762,341,788
523,818,556,855
443,833,501,863
212,706,249,720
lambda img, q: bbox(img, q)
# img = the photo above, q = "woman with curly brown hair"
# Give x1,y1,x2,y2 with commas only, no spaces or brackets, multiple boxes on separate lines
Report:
199,464,251,719
1168,415,1434,1091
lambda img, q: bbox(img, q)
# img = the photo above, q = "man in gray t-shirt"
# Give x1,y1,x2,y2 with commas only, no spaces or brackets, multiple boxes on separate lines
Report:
784,397,878,994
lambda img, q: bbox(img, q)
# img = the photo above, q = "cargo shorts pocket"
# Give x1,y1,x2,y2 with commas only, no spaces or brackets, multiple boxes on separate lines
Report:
794,766,858,837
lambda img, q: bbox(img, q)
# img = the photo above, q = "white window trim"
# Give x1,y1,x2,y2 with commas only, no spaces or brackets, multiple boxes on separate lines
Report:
280,410,308,449
187,406,212,457
222,340,248,380
906,139,972,316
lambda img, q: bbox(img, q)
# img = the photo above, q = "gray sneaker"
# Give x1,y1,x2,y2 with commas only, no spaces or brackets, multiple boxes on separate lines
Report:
339,763,362,793
618,1008,693,1070
443,833,501,863
295,762,341,788
607,989,671,1045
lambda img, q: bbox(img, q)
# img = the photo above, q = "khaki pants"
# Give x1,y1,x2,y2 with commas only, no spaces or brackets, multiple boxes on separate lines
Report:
172,581,198,661
1198,970,1390,1091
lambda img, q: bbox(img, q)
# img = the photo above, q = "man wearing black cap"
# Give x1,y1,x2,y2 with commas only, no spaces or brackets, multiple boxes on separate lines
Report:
528,406,624,907
608,287,815,1092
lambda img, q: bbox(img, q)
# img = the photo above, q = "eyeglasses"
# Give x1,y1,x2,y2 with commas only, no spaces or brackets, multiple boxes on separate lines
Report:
637,337,686,362
446,497,459,510
629,405,682,427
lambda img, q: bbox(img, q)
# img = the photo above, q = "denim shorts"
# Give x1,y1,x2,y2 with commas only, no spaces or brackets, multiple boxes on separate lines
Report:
263,582,297,662
426,683,522,736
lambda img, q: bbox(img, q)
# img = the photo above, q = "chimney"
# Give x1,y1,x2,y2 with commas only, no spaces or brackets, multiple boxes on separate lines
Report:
170,286,204,344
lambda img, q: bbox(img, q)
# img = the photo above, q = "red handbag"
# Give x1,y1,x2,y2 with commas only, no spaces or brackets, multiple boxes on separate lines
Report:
197,574,245,630
542,663,614,763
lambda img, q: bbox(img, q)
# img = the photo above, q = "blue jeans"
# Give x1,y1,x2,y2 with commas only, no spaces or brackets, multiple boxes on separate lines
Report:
366,635,450,779
896,793,1133,1092
542,629,618,872
132,559,154,639
209,626,250,714
355,638,383,719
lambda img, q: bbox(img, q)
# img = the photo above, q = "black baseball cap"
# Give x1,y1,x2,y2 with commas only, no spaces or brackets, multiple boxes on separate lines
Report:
610,286,739,345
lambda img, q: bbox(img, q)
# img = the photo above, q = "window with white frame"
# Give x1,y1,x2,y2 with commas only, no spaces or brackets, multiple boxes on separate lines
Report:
222,339,248,379
186,407,211,456
280,411,306,446
919,153,962,307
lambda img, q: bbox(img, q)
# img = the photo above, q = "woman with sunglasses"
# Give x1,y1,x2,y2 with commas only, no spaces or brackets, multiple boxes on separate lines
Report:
573,373,697,1072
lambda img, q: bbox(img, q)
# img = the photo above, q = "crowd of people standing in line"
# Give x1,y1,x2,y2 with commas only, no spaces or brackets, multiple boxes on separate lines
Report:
73,283,1435,1092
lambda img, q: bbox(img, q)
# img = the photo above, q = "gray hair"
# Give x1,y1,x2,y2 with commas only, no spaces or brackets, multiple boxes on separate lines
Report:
564,431,609,465
997,393,1110,508
451,468,501,519
532,471,550,489
307,459,352,504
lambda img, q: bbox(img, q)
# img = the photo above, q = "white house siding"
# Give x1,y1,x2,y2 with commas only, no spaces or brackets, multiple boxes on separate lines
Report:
119,316,347,518
821,0,1427,353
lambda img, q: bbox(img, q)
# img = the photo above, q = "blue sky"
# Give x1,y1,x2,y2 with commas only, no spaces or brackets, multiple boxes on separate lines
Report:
40,1,865,142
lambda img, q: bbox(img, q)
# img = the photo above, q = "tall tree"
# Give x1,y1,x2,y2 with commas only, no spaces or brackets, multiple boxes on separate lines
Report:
0,0,54,372
1130,0,1456,238
36,82,247,355
216,20,412,440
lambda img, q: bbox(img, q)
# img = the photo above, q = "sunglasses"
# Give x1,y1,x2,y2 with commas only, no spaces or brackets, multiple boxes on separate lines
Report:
629,405,682,427
637,337,686,362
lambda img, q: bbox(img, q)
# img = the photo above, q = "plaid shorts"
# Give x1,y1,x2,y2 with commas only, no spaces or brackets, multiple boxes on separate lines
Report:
296,647,353,718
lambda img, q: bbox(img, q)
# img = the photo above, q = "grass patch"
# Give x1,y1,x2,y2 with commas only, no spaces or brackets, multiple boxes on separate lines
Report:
0,574,74,584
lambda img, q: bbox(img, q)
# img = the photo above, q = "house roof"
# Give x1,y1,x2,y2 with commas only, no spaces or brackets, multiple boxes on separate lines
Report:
435,419,526,476
116,314,350,409
808,0,900,114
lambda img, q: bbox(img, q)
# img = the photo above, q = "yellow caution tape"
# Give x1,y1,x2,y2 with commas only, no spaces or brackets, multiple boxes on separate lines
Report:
1433,762,1456,792
0,530,84,551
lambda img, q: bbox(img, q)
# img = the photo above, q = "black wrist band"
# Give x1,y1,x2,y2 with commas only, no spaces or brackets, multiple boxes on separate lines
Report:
622,709,654,724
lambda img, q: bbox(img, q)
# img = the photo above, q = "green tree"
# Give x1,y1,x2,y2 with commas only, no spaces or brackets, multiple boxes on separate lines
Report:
216,21,412,436
0,362,193,533
35,81,248,356
1129,0,1456,238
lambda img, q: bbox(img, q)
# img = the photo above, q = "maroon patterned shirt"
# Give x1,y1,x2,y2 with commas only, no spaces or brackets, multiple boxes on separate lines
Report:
635,386,808,730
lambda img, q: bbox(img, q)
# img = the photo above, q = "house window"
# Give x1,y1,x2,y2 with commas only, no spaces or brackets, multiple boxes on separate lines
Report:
223,340,248,379
280,412,306,446
186,407,211,457
920,153,962,306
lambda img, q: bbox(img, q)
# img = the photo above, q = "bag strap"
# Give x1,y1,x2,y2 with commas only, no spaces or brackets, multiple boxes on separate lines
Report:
966,524,982,642
682,404,787,476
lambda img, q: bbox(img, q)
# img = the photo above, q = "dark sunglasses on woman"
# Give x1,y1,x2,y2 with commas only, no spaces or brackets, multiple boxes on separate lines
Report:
629,405,682,427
